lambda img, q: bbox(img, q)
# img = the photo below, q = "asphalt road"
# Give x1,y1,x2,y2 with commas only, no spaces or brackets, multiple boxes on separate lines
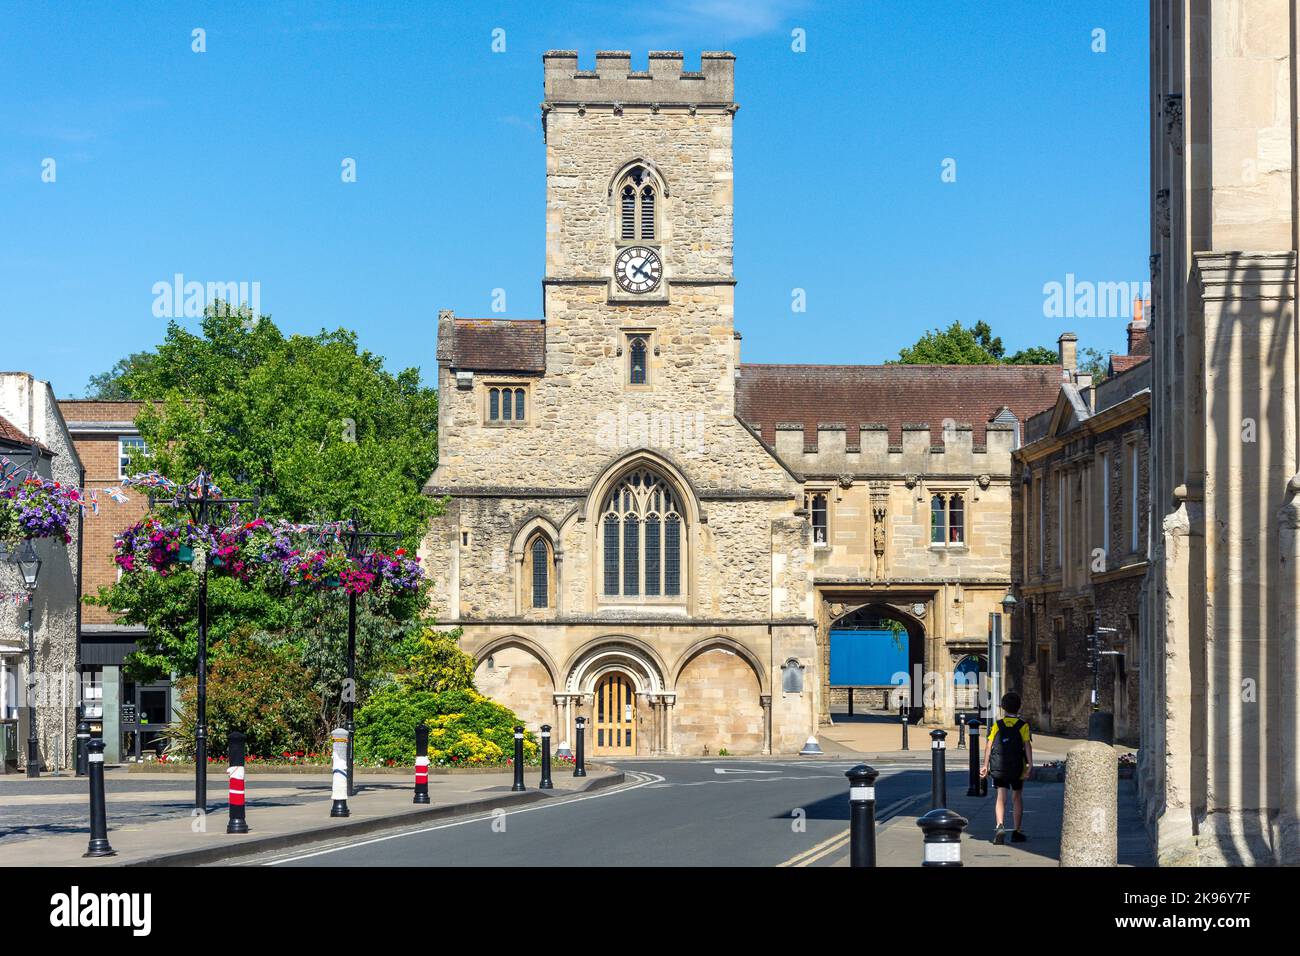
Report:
249,757,944,867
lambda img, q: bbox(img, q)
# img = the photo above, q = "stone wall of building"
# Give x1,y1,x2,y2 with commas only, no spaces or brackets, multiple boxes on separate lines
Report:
0,373,83,772
1144,0,1300,865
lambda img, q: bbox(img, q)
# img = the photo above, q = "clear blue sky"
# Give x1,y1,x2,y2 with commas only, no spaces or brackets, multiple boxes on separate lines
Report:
1,1,1149,395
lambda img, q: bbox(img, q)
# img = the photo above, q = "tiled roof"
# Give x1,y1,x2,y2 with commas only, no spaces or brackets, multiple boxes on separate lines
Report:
449,319,546,373
1108,354,1149,376
736,363,1065,446
0,411,37,447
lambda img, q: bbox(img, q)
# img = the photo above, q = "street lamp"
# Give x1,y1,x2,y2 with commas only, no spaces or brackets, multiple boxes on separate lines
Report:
13,539,42,778
339,509,400,797
152,470,258,811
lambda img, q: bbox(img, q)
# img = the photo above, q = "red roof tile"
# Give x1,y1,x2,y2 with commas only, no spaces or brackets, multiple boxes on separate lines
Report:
736,364,1065,447
450,319,545,373
0,411,37,447
1108,354,1149,376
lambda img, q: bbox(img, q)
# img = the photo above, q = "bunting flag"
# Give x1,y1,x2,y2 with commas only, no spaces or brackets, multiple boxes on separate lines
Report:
81,490,99,516
0,592,33,605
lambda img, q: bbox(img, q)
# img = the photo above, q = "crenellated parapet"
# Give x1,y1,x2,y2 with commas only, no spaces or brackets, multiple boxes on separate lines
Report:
769,421,1017,478
543,50,736,110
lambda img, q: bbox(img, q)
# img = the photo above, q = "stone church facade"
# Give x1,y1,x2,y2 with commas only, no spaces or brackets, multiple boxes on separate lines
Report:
422,51,1081,755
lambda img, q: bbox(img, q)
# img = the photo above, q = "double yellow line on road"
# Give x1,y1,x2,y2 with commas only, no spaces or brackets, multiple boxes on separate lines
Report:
777,791,929,867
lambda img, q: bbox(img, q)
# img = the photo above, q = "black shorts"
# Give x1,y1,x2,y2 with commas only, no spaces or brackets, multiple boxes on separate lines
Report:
991,776,1023,791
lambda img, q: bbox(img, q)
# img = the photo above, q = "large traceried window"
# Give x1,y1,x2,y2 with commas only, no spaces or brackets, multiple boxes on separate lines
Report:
600,468,684,599
617,165,657,241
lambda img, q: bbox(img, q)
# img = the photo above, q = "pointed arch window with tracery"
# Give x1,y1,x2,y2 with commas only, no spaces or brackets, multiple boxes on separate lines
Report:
600,468,685,600
617,165,658,242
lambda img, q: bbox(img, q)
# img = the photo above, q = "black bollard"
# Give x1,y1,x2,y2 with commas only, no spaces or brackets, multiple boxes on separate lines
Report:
845,763,880,868
83,739,115,858
75,719,91,776
574,716,587,778
956,713,966,750
966,716,982,797
917,807,968,866
539,724,554,789
227,731,249,834
929,729,948,810
900,696,909,751
511,725,526,792
413,723,430,804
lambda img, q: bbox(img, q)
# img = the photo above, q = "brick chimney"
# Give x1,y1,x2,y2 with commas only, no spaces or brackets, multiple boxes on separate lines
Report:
1127,298,1150,355
1057,332,1078,374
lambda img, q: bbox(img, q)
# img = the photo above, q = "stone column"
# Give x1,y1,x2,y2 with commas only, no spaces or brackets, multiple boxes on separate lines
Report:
1277,475,1300,863
760,694,772,754
662,694,675,755
648,698,661,755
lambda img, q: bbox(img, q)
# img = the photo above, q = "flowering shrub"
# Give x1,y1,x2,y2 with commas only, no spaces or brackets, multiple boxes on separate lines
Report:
0,478,80,544
355,688,539,767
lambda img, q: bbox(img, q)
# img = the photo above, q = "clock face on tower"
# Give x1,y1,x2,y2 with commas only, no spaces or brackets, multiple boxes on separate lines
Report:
615,246,663,294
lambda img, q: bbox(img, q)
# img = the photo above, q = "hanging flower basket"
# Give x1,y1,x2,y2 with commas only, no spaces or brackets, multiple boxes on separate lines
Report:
0,478,80,545
111,516,423,596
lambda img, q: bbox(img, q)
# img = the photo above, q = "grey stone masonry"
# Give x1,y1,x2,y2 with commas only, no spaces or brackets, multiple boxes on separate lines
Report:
543,51,735,107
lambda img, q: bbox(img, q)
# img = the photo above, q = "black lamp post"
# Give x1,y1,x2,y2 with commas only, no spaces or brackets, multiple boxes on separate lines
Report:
153,470,258,812
339,508,401,797
14,539,42,778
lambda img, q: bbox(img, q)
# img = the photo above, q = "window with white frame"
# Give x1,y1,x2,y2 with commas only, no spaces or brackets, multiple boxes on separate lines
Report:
929,491,965,546
119,436,147,479
600,468,685,600
806,491,829,545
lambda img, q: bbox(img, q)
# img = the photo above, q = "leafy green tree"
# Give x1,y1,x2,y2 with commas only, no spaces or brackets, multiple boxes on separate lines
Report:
1004,345,1059,365
894,320,1005,364
1079,347,1114,384
89,302,439,681
120,304,440,542
894,322,1061,367
84,351,156,399
170,630,323,758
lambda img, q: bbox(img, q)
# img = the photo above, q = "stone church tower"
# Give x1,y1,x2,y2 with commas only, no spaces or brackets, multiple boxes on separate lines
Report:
422,51,818,755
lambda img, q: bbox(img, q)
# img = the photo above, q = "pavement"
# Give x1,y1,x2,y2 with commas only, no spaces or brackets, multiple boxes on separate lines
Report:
817,710,1137,763
0,717,1154,867
0,765,622,866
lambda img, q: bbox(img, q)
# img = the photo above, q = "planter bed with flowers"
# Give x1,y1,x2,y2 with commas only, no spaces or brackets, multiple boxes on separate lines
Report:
127,754,586,775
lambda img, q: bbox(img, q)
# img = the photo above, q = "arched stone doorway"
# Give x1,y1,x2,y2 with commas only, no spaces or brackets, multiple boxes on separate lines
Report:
563,638,668,757
822,600,928,725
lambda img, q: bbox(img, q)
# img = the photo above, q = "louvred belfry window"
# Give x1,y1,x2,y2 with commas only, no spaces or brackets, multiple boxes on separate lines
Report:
600,468,685,599
616,165,657,242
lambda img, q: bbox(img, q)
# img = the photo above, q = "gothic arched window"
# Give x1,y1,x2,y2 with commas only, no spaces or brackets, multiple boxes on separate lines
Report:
628,336,648,385
600,468,685,599
528,533,552,609
616,165,657,242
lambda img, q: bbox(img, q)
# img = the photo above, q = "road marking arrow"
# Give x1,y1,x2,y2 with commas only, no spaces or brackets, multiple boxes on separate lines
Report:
712,768,782,774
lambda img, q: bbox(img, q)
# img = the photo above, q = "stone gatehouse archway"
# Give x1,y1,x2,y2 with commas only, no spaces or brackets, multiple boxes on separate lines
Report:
819,590,941,726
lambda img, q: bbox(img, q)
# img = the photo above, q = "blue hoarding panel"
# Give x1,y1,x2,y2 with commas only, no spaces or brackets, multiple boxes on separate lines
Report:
830,628,908,686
